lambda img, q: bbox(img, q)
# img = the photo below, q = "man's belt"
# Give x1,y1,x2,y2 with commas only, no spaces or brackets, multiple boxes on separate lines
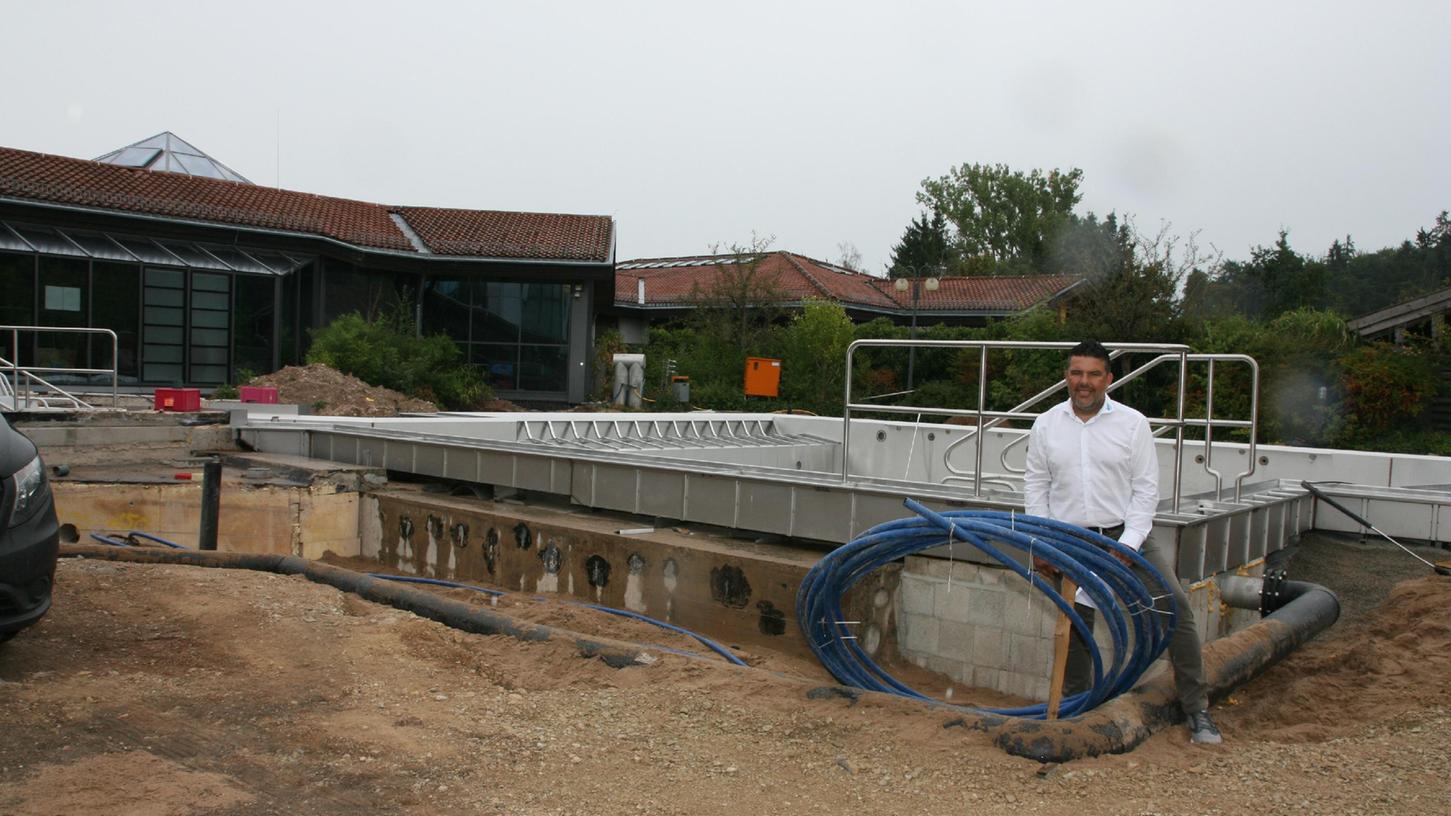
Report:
1088,523,1125,539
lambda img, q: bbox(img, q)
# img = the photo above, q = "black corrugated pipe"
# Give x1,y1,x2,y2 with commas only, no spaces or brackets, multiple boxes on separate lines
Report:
58,544,656,669
968,573,1340,762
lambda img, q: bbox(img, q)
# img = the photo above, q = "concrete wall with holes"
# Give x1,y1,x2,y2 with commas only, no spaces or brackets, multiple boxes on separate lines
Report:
896,554,1262,701
357,489,901,664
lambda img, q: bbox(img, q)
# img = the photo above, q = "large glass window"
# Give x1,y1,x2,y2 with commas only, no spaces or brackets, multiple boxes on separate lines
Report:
36,257,88,371
322,260,417,324
421,279,571,393
423,278,471,342
91,262,140,379
142,267,186,383
189,272,231,384
279,266,299,367
234,274,275,378
0,252,35,366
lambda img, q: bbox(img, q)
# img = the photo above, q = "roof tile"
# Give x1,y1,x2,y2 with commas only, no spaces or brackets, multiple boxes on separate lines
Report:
0,145,611,262
397,207,612,262
617,251,1081,314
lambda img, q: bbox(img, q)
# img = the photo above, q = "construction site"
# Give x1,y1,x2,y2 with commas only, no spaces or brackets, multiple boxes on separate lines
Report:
3,340,1450,815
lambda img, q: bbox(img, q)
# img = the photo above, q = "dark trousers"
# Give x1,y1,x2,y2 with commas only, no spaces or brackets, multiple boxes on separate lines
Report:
1062,533,1209,714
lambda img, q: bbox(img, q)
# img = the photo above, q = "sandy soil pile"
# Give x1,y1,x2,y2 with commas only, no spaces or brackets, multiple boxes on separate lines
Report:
247,364,438,417
1,539,1448,815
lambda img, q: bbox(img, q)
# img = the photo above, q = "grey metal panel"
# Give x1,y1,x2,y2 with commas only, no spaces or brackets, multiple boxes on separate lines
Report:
382,440,414,471
478,451,515,486
442,446,475,481
1172,522,1207,580
514,456,558,494
638,469,685,520
356,438,385,469
738,481,793,536
245,428,309,456
1366,497,1433,540
684,473,738,528
569,461,595,505
414,444,446,477
1173,524,1203,582
791,484,852,543
1203,513,1229,578
592,463,642,514
1262,502,1285,560
1228,509,1250,573
852,491,919,538
550,460,572,495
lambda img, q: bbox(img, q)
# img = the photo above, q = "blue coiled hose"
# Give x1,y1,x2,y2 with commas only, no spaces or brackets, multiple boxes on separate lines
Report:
797,498,1177,718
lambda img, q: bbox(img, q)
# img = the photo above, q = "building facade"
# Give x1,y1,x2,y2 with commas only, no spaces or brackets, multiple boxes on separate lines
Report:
0,134,613,403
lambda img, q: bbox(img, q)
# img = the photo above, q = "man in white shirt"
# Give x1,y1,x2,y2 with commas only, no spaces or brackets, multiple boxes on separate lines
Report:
1023,340,1222,745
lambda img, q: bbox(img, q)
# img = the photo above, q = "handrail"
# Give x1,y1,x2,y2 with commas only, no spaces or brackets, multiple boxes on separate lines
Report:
842,340,1234,512
2,325,119,410
987,353,1260,501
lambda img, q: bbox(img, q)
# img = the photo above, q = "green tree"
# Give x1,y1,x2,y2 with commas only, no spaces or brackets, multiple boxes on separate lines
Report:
1214,231,1326,319
780,300,857,414
916,163,1083,273
886,210,953,279
689,234,784,356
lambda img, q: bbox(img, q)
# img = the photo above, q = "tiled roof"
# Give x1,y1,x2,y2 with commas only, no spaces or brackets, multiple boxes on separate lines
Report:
0,145,612,262
616,251,1081,314
618,252,898,309
870,273,1084,312
397,207,612,262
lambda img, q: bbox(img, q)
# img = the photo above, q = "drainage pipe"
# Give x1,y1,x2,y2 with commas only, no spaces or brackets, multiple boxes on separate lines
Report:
979,573,1339,762
59,544,664,670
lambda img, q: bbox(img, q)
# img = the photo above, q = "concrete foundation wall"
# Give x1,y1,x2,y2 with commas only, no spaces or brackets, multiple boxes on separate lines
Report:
896,554,1264,700
51,480,360,559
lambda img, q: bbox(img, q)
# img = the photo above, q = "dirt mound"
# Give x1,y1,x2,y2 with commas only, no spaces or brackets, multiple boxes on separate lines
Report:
247,363,438,417
480,397,526,412
1219,574,1451,742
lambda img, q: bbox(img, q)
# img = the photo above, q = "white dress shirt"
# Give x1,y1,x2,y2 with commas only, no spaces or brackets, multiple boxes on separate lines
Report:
1022,394,1159,552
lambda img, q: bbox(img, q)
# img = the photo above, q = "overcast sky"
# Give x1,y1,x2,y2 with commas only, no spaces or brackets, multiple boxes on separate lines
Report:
3,1,1447,273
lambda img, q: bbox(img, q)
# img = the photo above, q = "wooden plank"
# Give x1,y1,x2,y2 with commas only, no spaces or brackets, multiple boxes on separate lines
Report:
1045,577,1078,720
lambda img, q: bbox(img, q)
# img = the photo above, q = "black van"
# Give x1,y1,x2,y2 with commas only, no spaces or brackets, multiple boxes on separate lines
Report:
0,415,59,642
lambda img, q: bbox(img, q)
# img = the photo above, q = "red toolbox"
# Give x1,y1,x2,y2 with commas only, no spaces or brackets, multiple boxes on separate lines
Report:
239,386,279,404
154,387,202,412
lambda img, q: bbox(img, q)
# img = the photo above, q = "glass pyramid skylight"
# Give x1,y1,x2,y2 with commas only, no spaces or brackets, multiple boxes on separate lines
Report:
94,132,252,184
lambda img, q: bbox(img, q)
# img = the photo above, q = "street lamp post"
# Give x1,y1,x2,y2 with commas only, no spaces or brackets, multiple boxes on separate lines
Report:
893,269,940,391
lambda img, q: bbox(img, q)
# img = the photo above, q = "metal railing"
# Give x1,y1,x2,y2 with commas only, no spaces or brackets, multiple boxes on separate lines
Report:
1,325,119,410
841,340,1261,511
982,353,1260,501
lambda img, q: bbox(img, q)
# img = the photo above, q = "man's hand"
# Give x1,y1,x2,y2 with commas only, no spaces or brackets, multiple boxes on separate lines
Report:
1110,547,1135,568
1032,557,1059,576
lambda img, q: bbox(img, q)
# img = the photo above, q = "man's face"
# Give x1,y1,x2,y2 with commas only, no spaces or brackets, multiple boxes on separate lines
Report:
1066,354,1113,416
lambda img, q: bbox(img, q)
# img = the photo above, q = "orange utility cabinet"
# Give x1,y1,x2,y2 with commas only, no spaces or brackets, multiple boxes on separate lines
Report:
743,357,781,398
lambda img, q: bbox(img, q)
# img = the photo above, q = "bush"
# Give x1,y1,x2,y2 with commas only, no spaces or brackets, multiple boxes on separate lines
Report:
306,306,490,410
1336,342,1440,440
780,300,856,415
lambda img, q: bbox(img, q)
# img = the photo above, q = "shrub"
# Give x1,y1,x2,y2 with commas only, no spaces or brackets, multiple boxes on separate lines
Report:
780,300,856,415
1336,342,1440,439
306,305,490,410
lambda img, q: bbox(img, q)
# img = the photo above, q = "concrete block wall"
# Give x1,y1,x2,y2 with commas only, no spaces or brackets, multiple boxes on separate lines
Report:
897,554,1240,701
898,555,1064,700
